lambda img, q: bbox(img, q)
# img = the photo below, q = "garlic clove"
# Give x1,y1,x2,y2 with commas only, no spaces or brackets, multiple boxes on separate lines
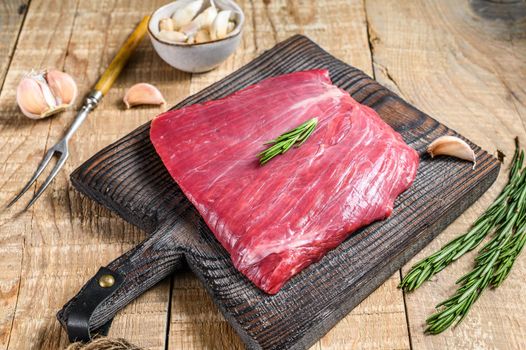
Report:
159,18,175,32
171,0,203,29
427,135,476,169
16,77,49,118
191,6,218,30
34,76,58,109
195,29,211,43
46,69,78,105
227,20,235,34
123,83,166,109
210,10,231,41
180,21,200,38
157,30,188,43
16,69,77,119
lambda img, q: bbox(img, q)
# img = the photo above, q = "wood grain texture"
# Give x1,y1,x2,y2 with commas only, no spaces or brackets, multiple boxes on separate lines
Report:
365,0,526,349
93,15,150,96
0,2,79,349
58,35,499,350
0,0,28,88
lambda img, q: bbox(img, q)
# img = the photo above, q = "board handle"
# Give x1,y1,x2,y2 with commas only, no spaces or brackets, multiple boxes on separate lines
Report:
57,219,185,343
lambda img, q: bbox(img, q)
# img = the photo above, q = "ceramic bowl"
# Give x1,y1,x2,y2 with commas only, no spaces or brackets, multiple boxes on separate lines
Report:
148,0,244,73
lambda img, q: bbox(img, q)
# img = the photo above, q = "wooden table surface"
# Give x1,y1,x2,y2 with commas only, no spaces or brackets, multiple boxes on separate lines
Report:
0,0,525,349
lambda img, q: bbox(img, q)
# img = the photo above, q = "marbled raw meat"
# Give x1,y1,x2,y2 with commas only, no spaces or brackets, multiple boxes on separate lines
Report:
150,69,419,294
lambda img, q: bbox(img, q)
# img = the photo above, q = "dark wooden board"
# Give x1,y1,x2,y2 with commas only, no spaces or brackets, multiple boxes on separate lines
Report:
58,35,500,349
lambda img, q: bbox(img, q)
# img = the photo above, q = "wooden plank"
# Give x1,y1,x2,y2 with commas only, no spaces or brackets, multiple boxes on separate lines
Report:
60,35,498,349
170,270,244,350
0,1,190,349
365,0,526,348
0,0,28,88
0,1,79,349
166,1,410,349
0,242,23,349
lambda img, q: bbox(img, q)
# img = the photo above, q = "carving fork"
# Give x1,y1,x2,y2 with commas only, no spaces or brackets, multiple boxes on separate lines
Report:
7,16,150,211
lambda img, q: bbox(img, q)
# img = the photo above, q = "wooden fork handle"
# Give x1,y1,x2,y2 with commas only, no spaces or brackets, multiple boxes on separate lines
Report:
94,15,150,96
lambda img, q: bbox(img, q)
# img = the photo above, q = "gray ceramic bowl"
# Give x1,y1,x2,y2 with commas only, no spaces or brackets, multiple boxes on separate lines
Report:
148,0,244,73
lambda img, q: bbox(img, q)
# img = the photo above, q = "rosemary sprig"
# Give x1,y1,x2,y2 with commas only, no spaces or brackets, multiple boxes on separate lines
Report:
399,137,526,334
425,169,526,334
258,118,318,165
399,142,524,292
490,168,526,287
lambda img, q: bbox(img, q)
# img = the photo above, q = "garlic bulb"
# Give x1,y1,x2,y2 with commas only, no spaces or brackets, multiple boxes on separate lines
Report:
427,135,476,169
16,69,78,119
123,83,166,109
210,10,231,41
171,0,203,29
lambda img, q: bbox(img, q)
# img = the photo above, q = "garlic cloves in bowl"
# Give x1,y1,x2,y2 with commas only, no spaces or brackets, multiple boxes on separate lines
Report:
16,69,78,119
123,83,166,109
427,135,476,169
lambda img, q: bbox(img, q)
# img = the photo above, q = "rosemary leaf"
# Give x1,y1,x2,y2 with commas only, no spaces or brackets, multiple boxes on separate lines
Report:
258,118,318,165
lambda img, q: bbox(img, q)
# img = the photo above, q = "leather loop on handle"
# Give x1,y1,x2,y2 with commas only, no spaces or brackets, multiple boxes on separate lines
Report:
65,267,124,342
58,220,186,343
94,16,150,96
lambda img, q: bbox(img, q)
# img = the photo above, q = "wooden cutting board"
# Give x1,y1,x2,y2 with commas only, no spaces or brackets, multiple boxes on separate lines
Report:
58,35,500,349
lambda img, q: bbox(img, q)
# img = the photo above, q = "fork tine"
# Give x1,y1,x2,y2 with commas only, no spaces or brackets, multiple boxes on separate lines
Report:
24,152,69,211
7,148,56,208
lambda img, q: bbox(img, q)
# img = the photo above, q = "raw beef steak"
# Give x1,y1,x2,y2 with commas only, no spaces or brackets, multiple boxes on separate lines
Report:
150,69,419,294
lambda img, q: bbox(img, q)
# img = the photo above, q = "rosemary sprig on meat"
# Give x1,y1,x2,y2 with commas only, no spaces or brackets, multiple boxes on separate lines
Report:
399,139,524,292
258,118,318,165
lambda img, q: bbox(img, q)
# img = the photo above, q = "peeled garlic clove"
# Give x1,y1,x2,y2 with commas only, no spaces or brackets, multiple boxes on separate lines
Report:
16,69,77,119
171,0,203,29
180,6,218,39
227,20,235,34
123,83,166,109
192,6,218,29
46,69,78,105
158,30,187,43
195,29,211,43
159,18,175,32
427,135,476,169
210,10,231,41
180,21,200,38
